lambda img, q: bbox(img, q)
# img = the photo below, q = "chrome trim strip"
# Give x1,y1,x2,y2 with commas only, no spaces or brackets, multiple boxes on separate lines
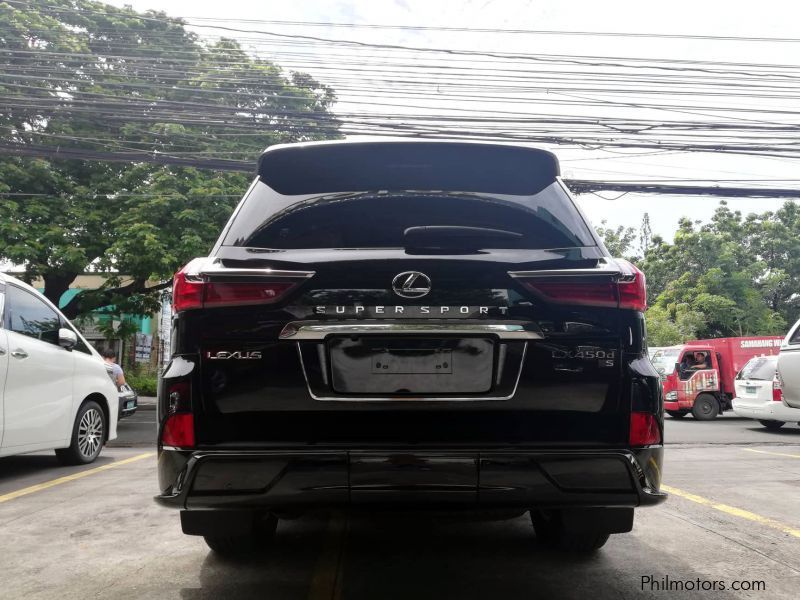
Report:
296,341,528,402
508,259,621,279
197,257,315,279
280,320,544,340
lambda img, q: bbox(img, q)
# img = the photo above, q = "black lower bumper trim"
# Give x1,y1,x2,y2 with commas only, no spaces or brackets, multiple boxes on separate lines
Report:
155,448,665,511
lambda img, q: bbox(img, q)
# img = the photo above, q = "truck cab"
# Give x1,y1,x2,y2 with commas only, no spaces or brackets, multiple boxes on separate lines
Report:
658,336,783,420
662,346,723,420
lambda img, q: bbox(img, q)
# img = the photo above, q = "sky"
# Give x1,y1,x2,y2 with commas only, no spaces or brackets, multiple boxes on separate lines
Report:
105,0,800,240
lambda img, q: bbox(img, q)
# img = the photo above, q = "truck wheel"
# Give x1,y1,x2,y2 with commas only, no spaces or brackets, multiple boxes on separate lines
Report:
55,401,106,465
204,514,278,558
758,420,785,430
530,510,610,552
666,410,688,419
691,394,719,421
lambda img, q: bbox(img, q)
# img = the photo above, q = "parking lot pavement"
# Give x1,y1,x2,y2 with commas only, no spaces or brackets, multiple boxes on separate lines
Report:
1,441,799,600
665,412,800,446
108,406,157,448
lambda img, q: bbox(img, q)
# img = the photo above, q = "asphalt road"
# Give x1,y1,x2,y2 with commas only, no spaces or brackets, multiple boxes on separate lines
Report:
108,403,157,448
2,409,799,599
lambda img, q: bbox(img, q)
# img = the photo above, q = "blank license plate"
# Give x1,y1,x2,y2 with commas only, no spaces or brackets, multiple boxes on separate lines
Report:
372,349,452,374
328,337,493,395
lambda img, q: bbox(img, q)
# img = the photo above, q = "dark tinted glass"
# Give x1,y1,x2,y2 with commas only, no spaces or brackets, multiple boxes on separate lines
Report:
4,285,61,345
226,182,594,250
736,357,777,381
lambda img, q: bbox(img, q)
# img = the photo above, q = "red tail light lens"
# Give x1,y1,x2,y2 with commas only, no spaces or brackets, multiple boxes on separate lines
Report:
773,375,783,402
172,263,297,313
172,267,204,313
161,381,194,449
518,280,618,308
630,412,661,447
617,260,647,312
161,413,195,448
204,281,294,308
516,259,647,312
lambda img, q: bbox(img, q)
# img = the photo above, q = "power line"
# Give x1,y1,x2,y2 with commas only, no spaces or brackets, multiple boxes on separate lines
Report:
2,141,799,198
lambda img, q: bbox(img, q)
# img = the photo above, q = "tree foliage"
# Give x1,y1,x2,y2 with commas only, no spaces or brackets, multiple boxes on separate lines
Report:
596,203,800,345
0,0,340,318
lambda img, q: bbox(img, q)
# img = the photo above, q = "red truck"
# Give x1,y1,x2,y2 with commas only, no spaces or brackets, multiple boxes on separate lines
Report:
651,336,783,420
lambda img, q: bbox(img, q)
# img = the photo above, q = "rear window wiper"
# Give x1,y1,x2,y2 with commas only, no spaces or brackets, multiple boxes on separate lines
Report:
403,226,523,252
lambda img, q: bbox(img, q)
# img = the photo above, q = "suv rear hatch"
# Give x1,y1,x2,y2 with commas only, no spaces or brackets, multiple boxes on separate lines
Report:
171,142,651,449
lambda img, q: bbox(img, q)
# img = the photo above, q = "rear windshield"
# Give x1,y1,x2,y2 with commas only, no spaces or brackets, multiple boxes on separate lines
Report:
223,181,595,250
736,356,777,381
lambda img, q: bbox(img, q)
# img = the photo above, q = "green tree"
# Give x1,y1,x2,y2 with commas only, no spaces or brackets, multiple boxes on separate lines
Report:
595,221,637,258
0,0,340,318
640,201,797,340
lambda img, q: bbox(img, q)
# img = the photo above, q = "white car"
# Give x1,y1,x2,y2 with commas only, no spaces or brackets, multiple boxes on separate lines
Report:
777,318,800,410
0,273,118,463
732,355,800,430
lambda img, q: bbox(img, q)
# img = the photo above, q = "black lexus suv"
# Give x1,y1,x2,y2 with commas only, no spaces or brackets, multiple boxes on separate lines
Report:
156,140,665,555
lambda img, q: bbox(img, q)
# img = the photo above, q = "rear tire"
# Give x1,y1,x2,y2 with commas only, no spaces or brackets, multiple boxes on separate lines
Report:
692,394,719,421
758,420,785,430
530,510,610,552
204,514,278,558
55,401,106,465
666,410,688,419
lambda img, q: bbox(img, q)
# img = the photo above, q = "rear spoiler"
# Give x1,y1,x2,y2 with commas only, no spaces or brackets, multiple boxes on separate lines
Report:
257,140,560,196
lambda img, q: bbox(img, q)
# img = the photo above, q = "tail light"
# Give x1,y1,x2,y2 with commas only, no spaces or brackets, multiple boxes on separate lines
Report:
160,381,194,449
773,374,783,402
630,411,662,447
515,259,647,312
172,261,298,313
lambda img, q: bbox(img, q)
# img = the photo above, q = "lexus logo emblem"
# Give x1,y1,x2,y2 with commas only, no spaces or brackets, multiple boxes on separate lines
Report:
392,271,432,299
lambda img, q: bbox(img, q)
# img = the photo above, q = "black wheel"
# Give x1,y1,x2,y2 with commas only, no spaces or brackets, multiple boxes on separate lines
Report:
530,510,610,552
758,420,785,430
667,410,688,419
691,394,719,421
55,401,106,465
204,514,278,558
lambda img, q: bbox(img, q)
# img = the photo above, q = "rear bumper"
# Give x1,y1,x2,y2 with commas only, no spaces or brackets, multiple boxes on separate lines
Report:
732,399,800,421
155,447,665,511
664,400,693,411
118,394,138,420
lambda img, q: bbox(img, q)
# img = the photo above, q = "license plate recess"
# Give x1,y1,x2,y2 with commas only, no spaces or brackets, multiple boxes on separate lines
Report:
328,336,494,395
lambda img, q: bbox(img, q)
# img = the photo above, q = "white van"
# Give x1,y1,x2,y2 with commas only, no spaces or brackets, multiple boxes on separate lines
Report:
0,273,118,463
777,318,800,410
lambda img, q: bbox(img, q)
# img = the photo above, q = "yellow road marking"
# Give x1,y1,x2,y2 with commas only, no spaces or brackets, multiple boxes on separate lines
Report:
307,513,349,600
0,452,155,504
662,484,800,539
743,448,800,459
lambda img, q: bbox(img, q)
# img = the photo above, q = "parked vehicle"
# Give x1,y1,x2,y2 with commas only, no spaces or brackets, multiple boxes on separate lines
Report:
118,383,138,420
660,336,783,420
155,140,665,556
0,273,118,463
732,355,799,429
777,318,800,410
